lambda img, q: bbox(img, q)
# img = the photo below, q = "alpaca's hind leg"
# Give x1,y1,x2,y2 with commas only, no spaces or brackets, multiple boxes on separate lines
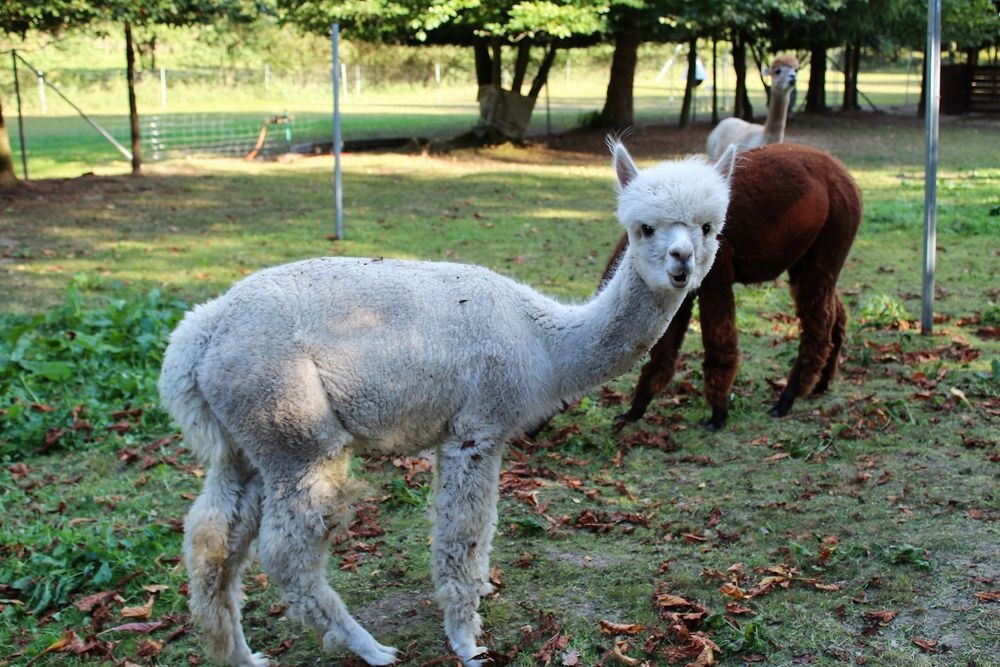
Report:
699,286,740,430
432,438,504,667
772,271,837,417
184,448,265,667
618,294,694,425
812,294,846,396
257,450,398,666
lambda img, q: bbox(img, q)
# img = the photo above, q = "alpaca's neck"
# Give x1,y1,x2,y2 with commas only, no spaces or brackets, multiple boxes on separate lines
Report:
541,250,684,398
763,88,792,144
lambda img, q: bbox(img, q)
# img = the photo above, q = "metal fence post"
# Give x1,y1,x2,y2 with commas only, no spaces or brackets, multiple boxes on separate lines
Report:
332,23,344,240
12,51,29,180
921,0,941,335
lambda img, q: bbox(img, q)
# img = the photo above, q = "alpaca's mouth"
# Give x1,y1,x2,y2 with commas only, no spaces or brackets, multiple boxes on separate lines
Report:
670,272,689,288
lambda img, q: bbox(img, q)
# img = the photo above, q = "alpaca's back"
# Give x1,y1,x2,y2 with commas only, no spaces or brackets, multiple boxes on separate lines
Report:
718,143,861,285
161,257,560,458
707,118,764,161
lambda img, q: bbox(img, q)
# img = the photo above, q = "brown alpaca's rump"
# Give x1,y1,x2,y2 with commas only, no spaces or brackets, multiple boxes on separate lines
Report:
605,143,862,429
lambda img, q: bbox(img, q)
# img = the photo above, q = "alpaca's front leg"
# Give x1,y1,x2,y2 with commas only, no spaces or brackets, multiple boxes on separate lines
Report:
431,438,503,667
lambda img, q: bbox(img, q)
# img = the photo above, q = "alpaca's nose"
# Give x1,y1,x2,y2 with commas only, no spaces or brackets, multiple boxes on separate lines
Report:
670,247,692,263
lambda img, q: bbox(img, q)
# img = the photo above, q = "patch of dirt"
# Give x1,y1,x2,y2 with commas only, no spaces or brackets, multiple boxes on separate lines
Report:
352,588,437,637
542,546,629,570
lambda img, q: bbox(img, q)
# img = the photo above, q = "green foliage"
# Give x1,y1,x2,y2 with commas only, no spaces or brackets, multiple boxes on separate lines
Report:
386,478,432,510
709,615,775,656
855,293,913,330
0,519,175,618
0,277,186,461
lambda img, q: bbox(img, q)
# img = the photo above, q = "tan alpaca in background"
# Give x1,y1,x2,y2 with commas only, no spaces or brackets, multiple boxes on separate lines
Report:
707,54,799,160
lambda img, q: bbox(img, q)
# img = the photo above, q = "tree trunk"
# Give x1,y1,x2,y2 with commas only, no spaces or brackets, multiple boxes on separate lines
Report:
805,45,827,113
597,30,640,129
474,40,492,86
465,39,547,144
679,37,698,128
0,97,17,189
711,37,718,125
732,32,753,120
125,22,142,174
842,42,861,111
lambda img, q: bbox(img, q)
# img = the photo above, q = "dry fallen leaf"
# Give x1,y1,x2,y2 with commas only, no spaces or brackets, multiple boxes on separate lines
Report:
973,590,1000,603
599,620,643,635
120,596,155,620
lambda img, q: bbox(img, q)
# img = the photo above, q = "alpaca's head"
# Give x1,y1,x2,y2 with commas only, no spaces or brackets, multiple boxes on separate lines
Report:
609,139,733,293
765,54,799,93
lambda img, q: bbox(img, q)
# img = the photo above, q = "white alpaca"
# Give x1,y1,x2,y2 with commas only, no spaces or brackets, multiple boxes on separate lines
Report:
707,54,799,160
158,140,735,667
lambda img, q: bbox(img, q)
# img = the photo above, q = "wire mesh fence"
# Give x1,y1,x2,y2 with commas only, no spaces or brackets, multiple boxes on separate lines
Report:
0,46,891,179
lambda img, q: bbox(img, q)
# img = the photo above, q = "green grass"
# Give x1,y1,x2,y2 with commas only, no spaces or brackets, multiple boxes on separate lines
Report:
1,113,998,666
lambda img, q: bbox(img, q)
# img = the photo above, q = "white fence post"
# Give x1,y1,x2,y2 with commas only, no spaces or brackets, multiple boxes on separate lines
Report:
160,66,167,109
355,64,361,98
38,71,46,115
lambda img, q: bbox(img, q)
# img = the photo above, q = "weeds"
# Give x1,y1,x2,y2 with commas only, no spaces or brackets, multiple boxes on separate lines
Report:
0,278,185,462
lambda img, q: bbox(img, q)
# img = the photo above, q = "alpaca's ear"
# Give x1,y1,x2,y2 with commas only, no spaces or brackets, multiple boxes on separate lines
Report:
608,137,639,190
715,144,738,183
762,65,772,77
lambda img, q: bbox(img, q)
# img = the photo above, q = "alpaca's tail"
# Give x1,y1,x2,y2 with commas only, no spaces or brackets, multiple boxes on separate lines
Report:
158,298,229,465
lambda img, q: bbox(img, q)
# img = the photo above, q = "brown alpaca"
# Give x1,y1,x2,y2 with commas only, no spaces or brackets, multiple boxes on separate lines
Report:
603,143,862,429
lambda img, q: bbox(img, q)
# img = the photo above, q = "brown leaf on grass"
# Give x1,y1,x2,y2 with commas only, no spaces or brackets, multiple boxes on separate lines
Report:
44,428,66,447
681,532,709,543
599,620,643,635
863,610,897,625
105,619,171,634
654,593,692,608
725,602,754,615
812,582,842,592
973,590,1000,603
719,583,748,599
266,638,296,657
533,632,571,665
763,452,789,463
27,629,87,664
120,596,155,620
74,590,122,612
610,640,641,666
911,637,939,653
489,565,504,592
136,639,164,657
106,420,132,433
621,430,679,452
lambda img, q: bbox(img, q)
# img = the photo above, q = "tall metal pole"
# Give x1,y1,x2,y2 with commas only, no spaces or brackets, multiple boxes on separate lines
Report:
921,0,941,335
12,51,29,180
332,23,344,240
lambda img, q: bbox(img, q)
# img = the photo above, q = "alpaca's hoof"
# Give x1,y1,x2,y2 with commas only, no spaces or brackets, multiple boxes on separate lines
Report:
768,403,791,418
701,417,724,432
702,406,728,431
359,644,398,666
612,410,642,430
459,645,491,667
239,652,270,667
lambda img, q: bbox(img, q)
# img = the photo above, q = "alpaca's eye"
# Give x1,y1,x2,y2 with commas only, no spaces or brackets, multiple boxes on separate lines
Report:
702,223,712,236
640,224,655,238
